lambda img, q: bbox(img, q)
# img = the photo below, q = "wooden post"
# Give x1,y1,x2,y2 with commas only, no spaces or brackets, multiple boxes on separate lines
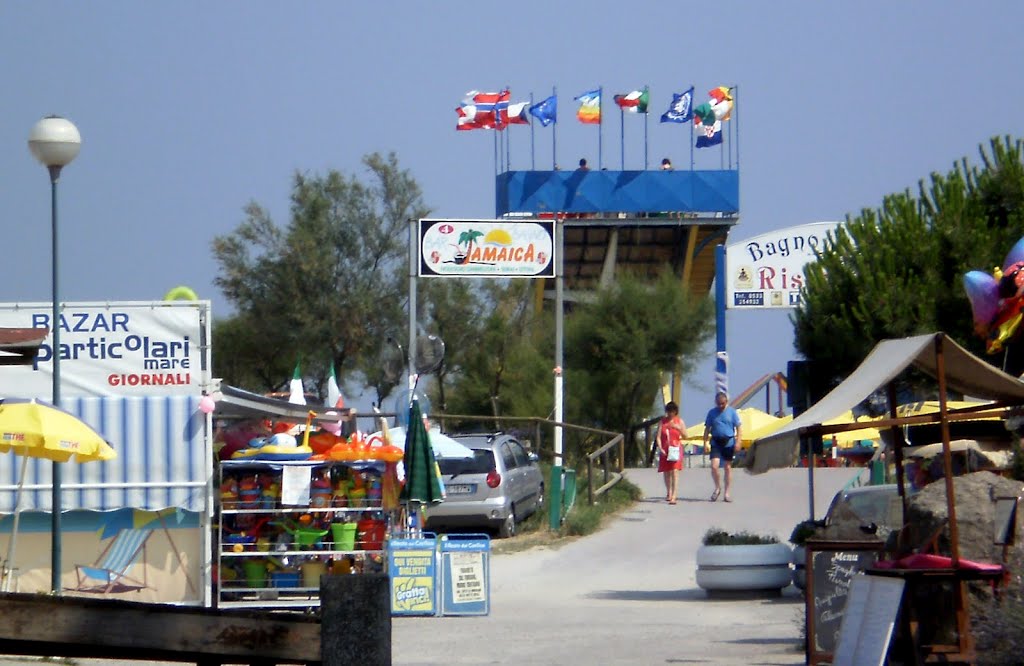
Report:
934,334,973,660
933,335,961,565
887,382,909,526
587,456,595,505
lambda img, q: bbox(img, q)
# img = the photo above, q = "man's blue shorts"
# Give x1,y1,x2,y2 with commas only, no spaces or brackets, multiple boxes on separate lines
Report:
709,437,735,462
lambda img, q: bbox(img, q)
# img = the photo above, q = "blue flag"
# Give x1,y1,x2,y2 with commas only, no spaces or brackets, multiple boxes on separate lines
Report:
529,95,557,127
661,87,694,123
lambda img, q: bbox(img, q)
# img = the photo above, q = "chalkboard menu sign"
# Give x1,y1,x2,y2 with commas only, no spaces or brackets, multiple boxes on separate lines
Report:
805,540,884,665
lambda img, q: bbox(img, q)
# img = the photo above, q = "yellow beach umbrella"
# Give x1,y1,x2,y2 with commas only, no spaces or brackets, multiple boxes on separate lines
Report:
822,410,882,448
896,400,999,420
684,407,790,447
0,398,116,591
0,397,116,462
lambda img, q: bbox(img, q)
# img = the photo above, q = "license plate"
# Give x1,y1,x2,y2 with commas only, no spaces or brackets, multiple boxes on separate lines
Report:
447,484,476,494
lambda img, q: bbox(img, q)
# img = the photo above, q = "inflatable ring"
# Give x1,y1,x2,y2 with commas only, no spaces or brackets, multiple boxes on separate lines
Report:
164,285,199,301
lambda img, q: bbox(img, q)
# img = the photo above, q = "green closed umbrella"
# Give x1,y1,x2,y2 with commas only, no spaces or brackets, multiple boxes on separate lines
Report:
399,399,444,504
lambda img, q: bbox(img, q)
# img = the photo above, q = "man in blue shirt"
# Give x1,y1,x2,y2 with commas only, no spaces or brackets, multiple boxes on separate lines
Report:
702,391,742,502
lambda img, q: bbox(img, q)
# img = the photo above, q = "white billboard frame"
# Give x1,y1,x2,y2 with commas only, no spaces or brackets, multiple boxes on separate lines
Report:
418,218,555,278
0,300,211,398
725,221,842,309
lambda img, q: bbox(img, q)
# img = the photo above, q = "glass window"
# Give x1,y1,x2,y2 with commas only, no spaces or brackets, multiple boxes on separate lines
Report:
511,442,530,468
500,442,517,470
438,449,494,475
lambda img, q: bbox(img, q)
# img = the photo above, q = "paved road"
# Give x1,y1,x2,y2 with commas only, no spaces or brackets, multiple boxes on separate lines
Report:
393,465,852,665
0,465,851,666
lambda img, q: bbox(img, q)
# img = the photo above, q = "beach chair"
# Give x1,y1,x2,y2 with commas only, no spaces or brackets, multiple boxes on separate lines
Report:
69,528,152,593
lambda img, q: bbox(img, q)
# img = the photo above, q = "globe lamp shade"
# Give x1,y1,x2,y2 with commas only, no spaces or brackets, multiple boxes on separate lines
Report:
28,116,81,168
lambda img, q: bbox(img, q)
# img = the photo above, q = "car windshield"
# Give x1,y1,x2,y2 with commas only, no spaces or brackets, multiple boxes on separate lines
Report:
844,492,896,524
438,449,494,476
826,486,902,529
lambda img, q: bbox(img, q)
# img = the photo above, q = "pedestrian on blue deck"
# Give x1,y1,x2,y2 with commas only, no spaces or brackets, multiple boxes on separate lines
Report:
702,392,742,502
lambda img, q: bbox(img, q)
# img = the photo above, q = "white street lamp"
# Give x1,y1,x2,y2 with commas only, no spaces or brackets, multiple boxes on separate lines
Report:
28,115,81,594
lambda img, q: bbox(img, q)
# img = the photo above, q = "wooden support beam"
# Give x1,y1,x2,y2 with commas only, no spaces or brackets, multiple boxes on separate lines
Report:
0,593,321,664
680,225,699,290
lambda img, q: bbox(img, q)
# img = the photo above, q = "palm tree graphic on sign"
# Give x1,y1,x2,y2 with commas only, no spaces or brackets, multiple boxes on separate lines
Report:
455,229,483,264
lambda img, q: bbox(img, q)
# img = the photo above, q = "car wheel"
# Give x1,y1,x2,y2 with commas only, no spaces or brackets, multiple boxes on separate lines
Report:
498,507,516,538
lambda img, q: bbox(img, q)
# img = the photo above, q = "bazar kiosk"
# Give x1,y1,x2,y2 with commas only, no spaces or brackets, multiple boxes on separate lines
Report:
0,301,213,605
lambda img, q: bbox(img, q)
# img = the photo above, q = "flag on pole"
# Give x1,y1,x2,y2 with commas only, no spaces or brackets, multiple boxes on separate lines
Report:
709,86,734,104
289,362,305,405
456,103,485,130
660,87,694,123
613,88,649,113
503,101,531,125
694,119,723,148
327,363,344,408
574,89,601,124
693,86,732,148
529,95,557,126
455,90,511,130
708,86,733,121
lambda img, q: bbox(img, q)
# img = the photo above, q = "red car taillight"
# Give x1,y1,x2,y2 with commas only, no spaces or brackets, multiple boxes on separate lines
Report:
486,469,501,488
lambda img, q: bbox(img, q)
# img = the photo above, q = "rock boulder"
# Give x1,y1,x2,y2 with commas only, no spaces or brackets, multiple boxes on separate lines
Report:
903,471,1023,562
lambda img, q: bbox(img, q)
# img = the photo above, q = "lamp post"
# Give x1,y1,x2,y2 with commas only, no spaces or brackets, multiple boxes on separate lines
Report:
28,115,81,594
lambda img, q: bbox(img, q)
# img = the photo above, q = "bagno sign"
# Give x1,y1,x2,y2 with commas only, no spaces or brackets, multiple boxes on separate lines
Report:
726,221,841,309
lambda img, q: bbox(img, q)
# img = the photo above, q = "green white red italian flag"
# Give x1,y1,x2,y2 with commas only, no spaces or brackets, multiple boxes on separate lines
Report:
614,88,649,113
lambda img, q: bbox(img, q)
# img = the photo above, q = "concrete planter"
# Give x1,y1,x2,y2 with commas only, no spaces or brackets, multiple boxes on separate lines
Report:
695,543,793,593
791,545,806,590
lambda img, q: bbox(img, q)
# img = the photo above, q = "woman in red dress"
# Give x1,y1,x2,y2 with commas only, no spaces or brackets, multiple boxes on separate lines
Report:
656,401,685,504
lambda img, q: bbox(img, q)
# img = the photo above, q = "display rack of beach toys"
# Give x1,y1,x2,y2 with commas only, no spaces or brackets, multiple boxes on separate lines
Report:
217,459,394,609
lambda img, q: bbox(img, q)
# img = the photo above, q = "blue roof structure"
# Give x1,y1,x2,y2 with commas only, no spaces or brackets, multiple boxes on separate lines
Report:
496,169,739,218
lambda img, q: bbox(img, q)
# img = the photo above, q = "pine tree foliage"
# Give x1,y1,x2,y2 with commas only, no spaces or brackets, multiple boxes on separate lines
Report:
794,137,1024,383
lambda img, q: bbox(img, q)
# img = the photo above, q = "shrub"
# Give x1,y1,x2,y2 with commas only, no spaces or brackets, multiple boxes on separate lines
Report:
561,476,642,537
702,527,779,546
789,519,826,546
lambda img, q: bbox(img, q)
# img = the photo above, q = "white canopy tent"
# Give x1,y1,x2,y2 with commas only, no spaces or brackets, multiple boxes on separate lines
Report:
747,333,1024,475
747,332,1024,666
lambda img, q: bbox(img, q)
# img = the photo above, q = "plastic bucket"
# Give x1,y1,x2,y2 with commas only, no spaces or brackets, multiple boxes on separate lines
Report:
331,522,357,551
224,533,256,551
242,559,266,588
356,519,386,551
301,560,327,588
270,571,301,588
294,527,328,548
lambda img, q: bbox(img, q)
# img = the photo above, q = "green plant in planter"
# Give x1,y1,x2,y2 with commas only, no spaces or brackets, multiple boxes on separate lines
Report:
702,527,779,546
788,519,826,546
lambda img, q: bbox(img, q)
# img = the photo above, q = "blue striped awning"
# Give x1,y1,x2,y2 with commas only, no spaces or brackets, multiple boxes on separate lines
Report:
0,395,208,512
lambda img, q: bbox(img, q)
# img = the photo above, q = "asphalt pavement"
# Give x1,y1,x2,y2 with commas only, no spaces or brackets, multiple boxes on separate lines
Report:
0,464,853,666
392,464,853,665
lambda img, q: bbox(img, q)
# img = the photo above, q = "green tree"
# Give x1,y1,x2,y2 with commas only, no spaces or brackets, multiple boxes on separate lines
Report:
794,137,1024,386
211,152,429,399
440,280,551,420
565,270,714,460
419,278,487,413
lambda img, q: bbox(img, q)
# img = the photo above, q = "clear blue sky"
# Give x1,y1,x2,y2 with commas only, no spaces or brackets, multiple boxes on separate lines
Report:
3,2,1024,425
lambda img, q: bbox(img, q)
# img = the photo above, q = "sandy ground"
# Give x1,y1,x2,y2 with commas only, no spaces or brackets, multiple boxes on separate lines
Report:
0,465,853,666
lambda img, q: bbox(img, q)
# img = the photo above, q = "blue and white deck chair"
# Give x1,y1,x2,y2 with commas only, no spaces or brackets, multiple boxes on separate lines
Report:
70,528,152,593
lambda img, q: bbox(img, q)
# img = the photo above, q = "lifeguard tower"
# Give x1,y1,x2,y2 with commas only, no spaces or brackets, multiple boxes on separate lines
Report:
495,161,738,401
495,167,739,301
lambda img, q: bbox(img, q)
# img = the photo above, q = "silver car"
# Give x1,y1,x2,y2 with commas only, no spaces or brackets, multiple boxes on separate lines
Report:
823,484,905,540
424,433,545,538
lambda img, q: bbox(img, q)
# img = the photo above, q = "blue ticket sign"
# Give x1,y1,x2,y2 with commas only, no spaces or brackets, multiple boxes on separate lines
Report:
388,537,438,616
439,535,490,616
